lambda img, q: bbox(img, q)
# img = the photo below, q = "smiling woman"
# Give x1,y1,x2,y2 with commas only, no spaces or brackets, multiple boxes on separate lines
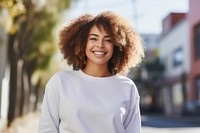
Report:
38,11,145,133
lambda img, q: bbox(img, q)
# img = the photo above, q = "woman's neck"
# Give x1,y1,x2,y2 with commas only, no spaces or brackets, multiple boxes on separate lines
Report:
82,64,112,77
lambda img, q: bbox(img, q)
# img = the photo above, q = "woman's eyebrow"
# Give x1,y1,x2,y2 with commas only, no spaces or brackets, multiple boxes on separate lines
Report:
104,35,111,38
89,34,111,38
89,34,99,37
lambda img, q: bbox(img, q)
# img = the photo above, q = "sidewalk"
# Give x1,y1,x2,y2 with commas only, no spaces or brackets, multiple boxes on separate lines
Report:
1,112,40,133
1,113,200,133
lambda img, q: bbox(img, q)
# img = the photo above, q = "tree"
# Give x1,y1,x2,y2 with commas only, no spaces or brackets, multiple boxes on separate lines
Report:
130,51,165,113
0,0,71,126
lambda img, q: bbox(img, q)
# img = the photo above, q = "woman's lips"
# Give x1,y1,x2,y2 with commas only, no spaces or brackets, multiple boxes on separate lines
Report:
92,51,107,57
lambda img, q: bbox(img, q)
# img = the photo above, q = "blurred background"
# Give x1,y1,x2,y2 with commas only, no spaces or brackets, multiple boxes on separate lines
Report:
0,0,200,132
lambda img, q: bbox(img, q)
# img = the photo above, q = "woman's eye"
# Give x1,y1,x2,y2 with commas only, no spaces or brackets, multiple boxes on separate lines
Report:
105,40,113,43
105,40,112,42
89,38,97,41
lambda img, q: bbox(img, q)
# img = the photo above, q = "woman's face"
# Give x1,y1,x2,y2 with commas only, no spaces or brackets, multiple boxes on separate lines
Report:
85,25,114,67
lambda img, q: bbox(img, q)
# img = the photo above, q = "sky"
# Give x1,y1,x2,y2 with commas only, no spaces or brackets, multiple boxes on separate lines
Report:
66,0,189,34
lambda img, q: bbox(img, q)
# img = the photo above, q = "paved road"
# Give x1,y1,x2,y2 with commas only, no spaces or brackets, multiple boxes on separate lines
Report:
142,115,200,133
142,127,200,133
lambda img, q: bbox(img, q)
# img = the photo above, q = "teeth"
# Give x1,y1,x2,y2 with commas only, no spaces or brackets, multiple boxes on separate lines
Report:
94,51,105,55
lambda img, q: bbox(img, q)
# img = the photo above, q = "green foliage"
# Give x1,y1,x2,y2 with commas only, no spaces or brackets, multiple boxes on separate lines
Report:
46,0,71,12
26,8,57,70
1,0,71,85
145,58,165,72
0,0,26,33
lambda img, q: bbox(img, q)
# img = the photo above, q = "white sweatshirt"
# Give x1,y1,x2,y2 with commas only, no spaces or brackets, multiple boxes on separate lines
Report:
38,70,141,133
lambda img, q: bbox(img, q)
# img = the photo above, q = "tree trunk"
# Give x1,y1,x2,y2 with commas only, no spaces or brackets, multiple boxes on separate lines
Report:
22,61,31,114
7,34,18,126
17,59,24,116
34,78,41,111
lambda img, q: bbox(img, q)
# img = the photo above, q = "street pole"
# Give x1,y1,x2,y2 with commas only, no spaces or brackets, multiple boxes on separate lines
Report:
132,0,138,30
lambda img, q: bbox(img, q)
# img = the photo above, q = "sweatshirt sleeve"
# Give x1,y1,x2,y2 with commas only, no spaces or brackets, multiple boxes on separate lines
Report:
124,84,141,133
38,75,60,133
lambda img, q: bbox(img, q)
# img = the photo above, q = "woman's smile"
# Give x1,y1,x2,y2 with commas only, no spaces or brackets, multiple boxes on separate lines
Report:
92,50,108,57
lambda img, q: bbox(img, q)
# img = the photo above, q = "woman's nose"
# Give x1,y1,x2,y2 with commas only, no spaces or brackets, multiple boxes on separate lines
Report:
96,40,104,48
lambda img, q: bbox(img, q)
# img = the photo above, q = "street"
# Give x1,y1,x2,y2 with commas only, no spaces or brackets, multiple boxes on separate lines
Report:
142,115,200,133
1,113,200,133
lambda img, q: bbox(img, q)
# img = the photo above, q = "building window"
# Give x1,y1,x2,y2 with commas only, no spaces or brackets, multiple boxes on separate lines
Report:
173,47,183,67
194,24,200,59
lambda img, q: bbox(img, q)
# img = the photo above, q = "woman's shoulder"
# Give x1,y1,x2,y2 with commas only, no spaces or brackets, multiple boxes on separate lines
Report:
53,70,76,76
115,74,139,97
47,70,77,83
115,74,135,84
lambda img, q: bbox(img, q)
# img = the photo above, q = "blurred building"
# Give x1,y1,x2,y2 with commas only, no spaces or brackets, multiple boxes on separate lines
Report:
156,0,200,116
187,0,200,114
158,13,189,115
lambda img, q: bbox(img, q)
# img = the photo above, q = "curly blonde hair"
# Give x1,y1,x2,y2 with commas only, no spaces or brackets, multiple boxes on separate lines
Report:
59,11,144,74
